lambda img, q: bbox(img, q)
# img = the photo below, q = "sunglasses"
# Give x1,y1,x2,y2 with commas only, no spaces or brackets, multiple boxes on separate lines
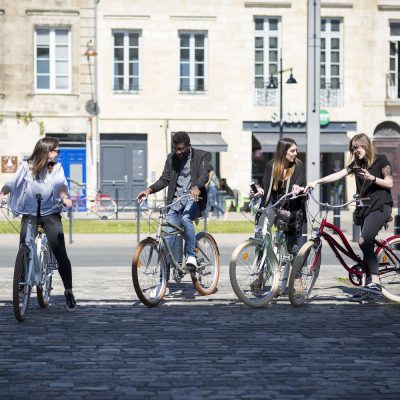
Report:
50,148,61,154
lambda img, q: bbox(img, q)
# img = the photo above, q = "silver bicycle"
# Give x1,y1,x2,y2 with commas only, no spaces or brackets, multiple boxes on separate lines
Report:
8,195,62,322
229,192,302,307
132,194,220,307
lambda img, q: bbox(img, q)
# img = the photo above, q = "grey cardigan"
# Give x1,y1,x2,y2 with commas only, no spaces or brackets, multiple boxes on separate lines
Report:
4,161,68,216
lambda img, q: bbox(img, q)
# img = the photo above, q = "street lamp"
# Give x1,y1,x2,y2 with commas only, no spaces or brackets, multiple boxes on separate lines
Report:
267,56,297,140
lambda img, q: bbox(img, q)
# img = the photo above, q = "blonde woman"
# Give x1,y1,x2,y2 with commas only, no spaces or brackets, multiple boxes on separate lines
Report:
307,133,393,300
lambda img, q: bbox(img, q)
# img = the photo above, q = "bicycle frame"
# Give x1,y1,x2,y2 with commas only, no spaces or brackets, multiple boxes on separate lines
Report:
155,210,188,275
312,210,400,283
21,218,48,287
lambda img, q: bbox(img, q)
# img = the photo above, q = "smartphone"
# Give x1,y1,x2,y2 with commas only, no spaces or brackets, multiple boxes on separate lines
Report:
250,182,258,194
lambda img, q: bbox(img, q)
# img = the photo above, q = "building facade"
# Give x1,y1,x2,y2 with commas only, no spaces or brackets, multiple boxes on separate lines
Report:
0,0,399,206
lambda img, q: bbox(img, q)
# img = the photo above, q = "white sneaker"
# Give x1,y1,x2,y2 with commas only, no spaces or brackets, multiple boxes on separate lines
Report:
186,255,198,271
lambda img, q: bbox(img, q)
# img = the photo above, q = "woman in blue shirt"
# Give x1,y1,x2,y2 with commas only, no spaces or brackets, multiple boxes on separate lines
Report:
0,137,76,311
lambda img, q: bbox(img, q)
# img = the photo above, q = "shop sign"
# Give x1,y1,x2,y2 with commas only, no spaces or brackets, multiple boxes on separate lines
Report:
1,156,18,173
271,112,307,124
320,109,330,126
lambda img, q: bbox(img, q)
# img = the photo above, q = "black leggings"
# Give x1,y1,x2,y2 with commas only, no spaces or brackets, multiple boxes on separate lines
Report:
360,205,392,276
20,213,73,290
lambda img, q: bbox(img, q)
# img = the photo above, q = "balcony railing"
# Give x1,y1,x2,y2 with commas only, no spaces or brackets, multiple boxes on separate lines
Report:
320,87,342,107
254,87,278,106
386,73,398,100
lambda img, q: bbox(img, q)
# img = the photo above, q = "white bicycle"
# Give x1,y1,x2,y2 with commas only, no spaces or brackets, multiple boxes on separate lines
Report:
2,195,62,322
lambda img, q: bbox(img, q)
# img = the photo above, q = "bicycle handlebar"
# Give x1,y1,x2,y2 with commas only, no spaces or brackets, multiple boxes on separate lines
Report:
140,193,195,212
307,188,370,209
248,190,305,214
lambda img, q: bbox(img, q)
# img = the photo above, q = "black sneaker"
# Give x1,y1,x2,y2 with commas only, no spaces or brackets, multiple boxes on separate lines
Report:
362,282,382,296
64,290,76,311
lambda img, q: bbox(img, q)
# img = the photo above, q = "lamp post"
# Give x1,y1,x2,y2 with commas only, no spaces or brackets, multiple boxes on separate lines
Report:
267,56,297,140
84,39,99,196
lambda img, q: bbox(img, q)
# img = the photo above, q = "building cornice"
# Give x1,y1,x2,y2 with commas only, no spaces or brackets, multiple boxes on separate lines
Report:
103,14,151,20
244,2,291,9
26,9,79,17
170,16,217,21
321,1,353,9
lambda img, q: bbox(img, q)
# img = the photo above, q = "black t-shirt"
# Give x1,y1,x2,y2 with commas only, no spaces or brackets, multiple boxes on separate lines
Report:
347,154,393,216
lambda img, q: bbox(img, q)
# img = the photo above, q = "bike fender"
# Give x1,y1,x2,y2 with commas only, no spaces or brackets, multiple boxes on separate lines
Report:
195,231,220,256
374,235,400,254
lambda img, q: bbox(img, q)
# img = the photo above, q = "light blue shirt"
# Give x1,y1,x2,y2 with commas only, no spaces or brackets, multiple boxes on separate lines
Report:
4,161,68,216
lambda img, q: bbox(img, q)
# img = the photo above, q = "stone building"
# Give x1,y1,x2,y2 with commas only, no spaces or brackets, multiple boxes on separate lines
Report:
0,0,399,206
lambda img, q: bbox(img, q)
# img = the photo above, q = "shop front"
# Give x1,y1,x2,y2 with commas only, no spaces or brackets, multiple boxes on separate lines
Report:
244,120,357,204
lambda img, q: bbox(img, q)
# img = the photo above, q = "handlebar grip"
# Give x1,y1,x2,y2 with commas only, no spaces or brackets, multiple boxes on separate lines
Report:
360,197,370,202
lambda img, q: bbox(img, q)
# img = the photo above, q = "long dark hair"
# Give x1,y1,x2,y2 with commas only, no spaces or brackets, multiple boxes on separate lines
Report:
27,137,59,178
272,137,297,190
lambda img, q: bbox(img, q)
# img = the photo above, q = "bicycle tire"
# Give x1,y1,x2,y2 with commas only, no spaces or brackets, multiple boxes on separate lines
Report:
229,238,280,307
132,238,167,307
13,246,31,322
191,232,220,295
288,239,321,307
377,236,400,303
37,243,54,308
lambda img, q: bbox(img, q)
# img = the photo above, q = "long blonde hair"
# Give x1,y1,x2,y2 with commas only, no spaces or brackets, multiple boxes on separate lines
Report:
348,133,376,168
272,138,297,190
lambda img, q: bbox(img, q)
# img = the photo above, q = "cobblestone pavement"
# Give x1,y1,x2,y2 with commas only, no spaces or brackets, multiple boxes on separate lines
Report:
1,232,400,399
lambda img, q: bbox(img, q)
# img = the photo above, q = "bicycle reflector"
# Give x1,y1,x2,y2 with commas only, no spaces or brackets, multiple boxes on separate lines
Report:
242,252,249,261
138,260,141,268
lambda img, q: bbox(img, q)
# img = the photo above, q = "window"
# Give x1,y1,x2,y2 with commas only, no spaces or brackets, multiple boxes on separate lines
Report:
320,18,342,106
35,28,71,92
179,32,206,92
253,17,280,106
113,31,140,92
388,22,400,99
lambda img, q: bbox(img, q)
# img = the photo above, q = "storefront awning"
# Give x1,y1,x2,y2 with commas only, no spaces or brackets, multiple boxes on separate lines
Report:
188,133,228,152
253,132,348,153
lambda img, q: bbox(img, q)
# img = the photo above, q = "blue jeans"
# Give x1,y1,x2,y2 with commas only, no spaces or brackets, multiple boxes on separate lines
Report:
166,200,200,259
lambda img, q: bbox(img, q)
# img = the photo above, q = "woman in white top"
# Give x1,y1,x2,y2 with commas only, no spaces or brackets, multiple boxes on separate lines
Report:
0,137,76,311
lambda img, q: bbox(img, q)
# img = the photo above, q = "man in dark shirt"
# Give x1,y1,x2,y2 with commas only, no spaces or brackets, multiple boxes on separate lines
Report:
136,131,211,270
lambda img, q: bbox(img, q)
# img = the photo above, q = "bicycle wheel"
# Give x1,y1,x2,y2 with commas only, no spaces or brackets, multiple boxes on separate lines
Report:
132,238,167,307
229,238,280,307
13,246,31,322
377,236,400,302
94,197,117,219
288,240,321,307
37,243,54,308
192,233,220,295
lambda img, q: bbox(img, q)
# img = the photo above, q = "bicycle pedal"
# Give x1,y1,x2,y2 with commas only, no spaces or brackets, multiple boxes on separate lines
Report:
48,263,58,270
282,255,293,261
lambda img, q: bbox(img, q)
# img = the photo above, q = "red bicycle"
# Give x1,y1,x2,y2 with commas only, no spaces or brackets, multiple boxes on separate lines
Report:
288,189,400,306
69,181,117,220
